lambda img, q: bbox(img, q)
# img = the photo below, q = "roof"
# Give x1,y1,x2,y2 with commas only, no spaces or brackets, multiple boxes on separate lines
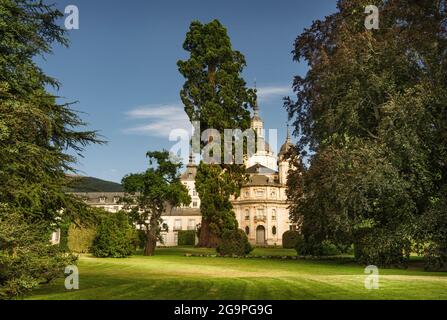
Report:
279,141,294,156
279,125,294,156
180,165,197,181
164,202,201,216
246,163,277,175
71,192,126,203
246,174,281,186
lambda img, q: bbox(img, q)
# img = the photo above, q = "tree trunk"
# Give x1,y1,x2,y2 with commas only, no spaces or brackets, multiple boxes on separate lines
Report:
197,219,220,248
144,228,157,256
143,213,160,256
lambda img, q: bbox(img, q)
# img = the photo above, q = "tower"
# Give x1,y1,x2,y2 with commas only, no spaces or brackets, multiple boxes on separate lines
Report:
278,125,293,185
245,100,277,170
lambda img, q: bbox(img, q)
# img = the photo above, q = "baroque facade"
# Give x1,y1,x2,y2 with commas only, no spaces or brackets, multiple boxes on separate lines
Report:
72,104,295,247
175,103,295,246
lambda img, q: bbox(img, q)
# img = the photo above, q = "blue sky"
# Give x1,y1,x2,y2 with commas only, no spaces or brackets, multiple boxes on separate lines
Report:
38,0,336,182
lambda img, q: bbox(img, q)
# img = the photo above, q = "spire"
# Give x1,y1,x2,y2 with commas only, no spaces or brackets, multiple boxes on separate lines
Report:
253,78,260,118
253,101,260,118
286,124,291,143
279,123,293,157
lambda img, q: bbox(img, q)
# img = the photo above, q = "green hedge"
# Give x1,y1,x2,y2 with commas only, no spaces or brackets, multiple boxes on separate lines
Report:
67,222,97,253
91,212,137,258
217,229,253,256
282,231,301,249
178,230,196,246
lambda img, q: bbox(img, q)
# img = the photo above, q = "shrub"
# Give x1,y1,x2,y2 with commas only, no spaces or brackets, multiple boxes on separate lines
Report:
67,222,97,253
178,230,196,246
354,231,410,266
217,229,253,256
91,212,137,258
320,240,341,256
296,236,342,256
282,231,301,249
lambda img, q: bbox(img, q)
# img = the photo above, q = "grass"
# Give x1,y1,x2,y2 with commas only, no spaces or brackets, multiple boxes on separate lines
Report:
28,246,447,300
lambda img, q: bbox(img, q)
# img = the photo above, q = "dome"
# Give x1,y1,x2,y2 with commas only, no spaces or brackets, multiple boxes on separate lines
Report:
279,141,293,156
278,125,294,157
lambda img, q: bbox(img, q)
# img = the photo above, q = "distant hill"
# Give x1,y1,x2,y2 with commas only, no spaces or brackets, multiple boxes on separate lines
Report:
66,176,124,193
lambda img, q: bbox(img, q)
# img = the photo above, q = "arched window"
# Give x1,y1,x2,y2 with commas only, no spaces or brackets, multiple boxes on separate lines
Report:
272,226,277,235
245,226,250,235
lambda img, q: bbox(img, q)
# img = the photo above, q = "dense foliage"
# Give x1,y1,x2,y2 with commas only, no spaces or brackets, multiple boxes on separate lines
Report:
0,0,100,298
0,204,77,298
122,151,190,256
178,20,256,248
216,229,253,256
91,212,137,258
67,221,97,253
194,162,246,247
178,230,196,246
282,231,301,249
285,0,447,267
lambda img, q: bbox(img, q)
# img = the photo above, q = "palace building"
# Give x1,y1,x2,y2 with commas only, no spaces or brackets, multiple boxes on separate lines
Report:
72,103,295,247
176,103,295,246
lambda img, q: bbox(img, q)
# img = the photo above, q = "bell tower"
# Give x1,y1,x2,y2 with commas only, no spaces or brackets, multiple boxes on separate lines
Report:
278,125,293,185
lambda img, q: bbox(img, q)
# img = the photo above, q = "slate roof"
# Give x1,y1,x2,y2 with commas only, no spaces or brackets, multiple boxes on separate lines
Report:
246,163,277,175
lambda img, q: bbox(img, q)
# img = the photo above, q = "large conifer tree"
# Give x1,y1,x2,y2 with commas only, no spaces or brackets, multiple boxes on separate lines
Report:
178,20,256,247
0,0,101,297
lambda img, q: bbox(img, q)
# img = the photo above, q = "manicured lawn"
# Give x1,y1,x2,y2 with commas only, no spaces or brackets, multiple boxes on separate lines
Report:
28,246,447,300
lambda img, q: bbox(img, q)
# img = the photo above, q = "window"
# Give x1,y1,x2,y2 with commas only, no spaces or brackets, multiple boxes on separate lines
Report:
245,191,250,198
256,208,265,219
245,226,250,235
188,219,196,230
193,189,197,196
245,209,250,220
51,229,60,245
270,191,276,198
99,196,106,203
174,219,182,231
272,226,277,235
113,197,120,204
271,209,277,221
192,201,198,208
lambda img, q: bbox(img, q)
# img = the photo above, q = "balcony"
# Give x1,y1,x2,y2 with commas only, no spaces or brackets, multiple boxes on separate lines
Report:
254,216,267,223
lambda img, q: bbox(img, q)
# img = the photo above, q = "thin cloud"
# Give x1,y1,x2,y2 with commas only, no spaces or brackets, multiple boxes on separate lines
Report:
123,104,192,137
123,85,293,137
256,85,293,102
